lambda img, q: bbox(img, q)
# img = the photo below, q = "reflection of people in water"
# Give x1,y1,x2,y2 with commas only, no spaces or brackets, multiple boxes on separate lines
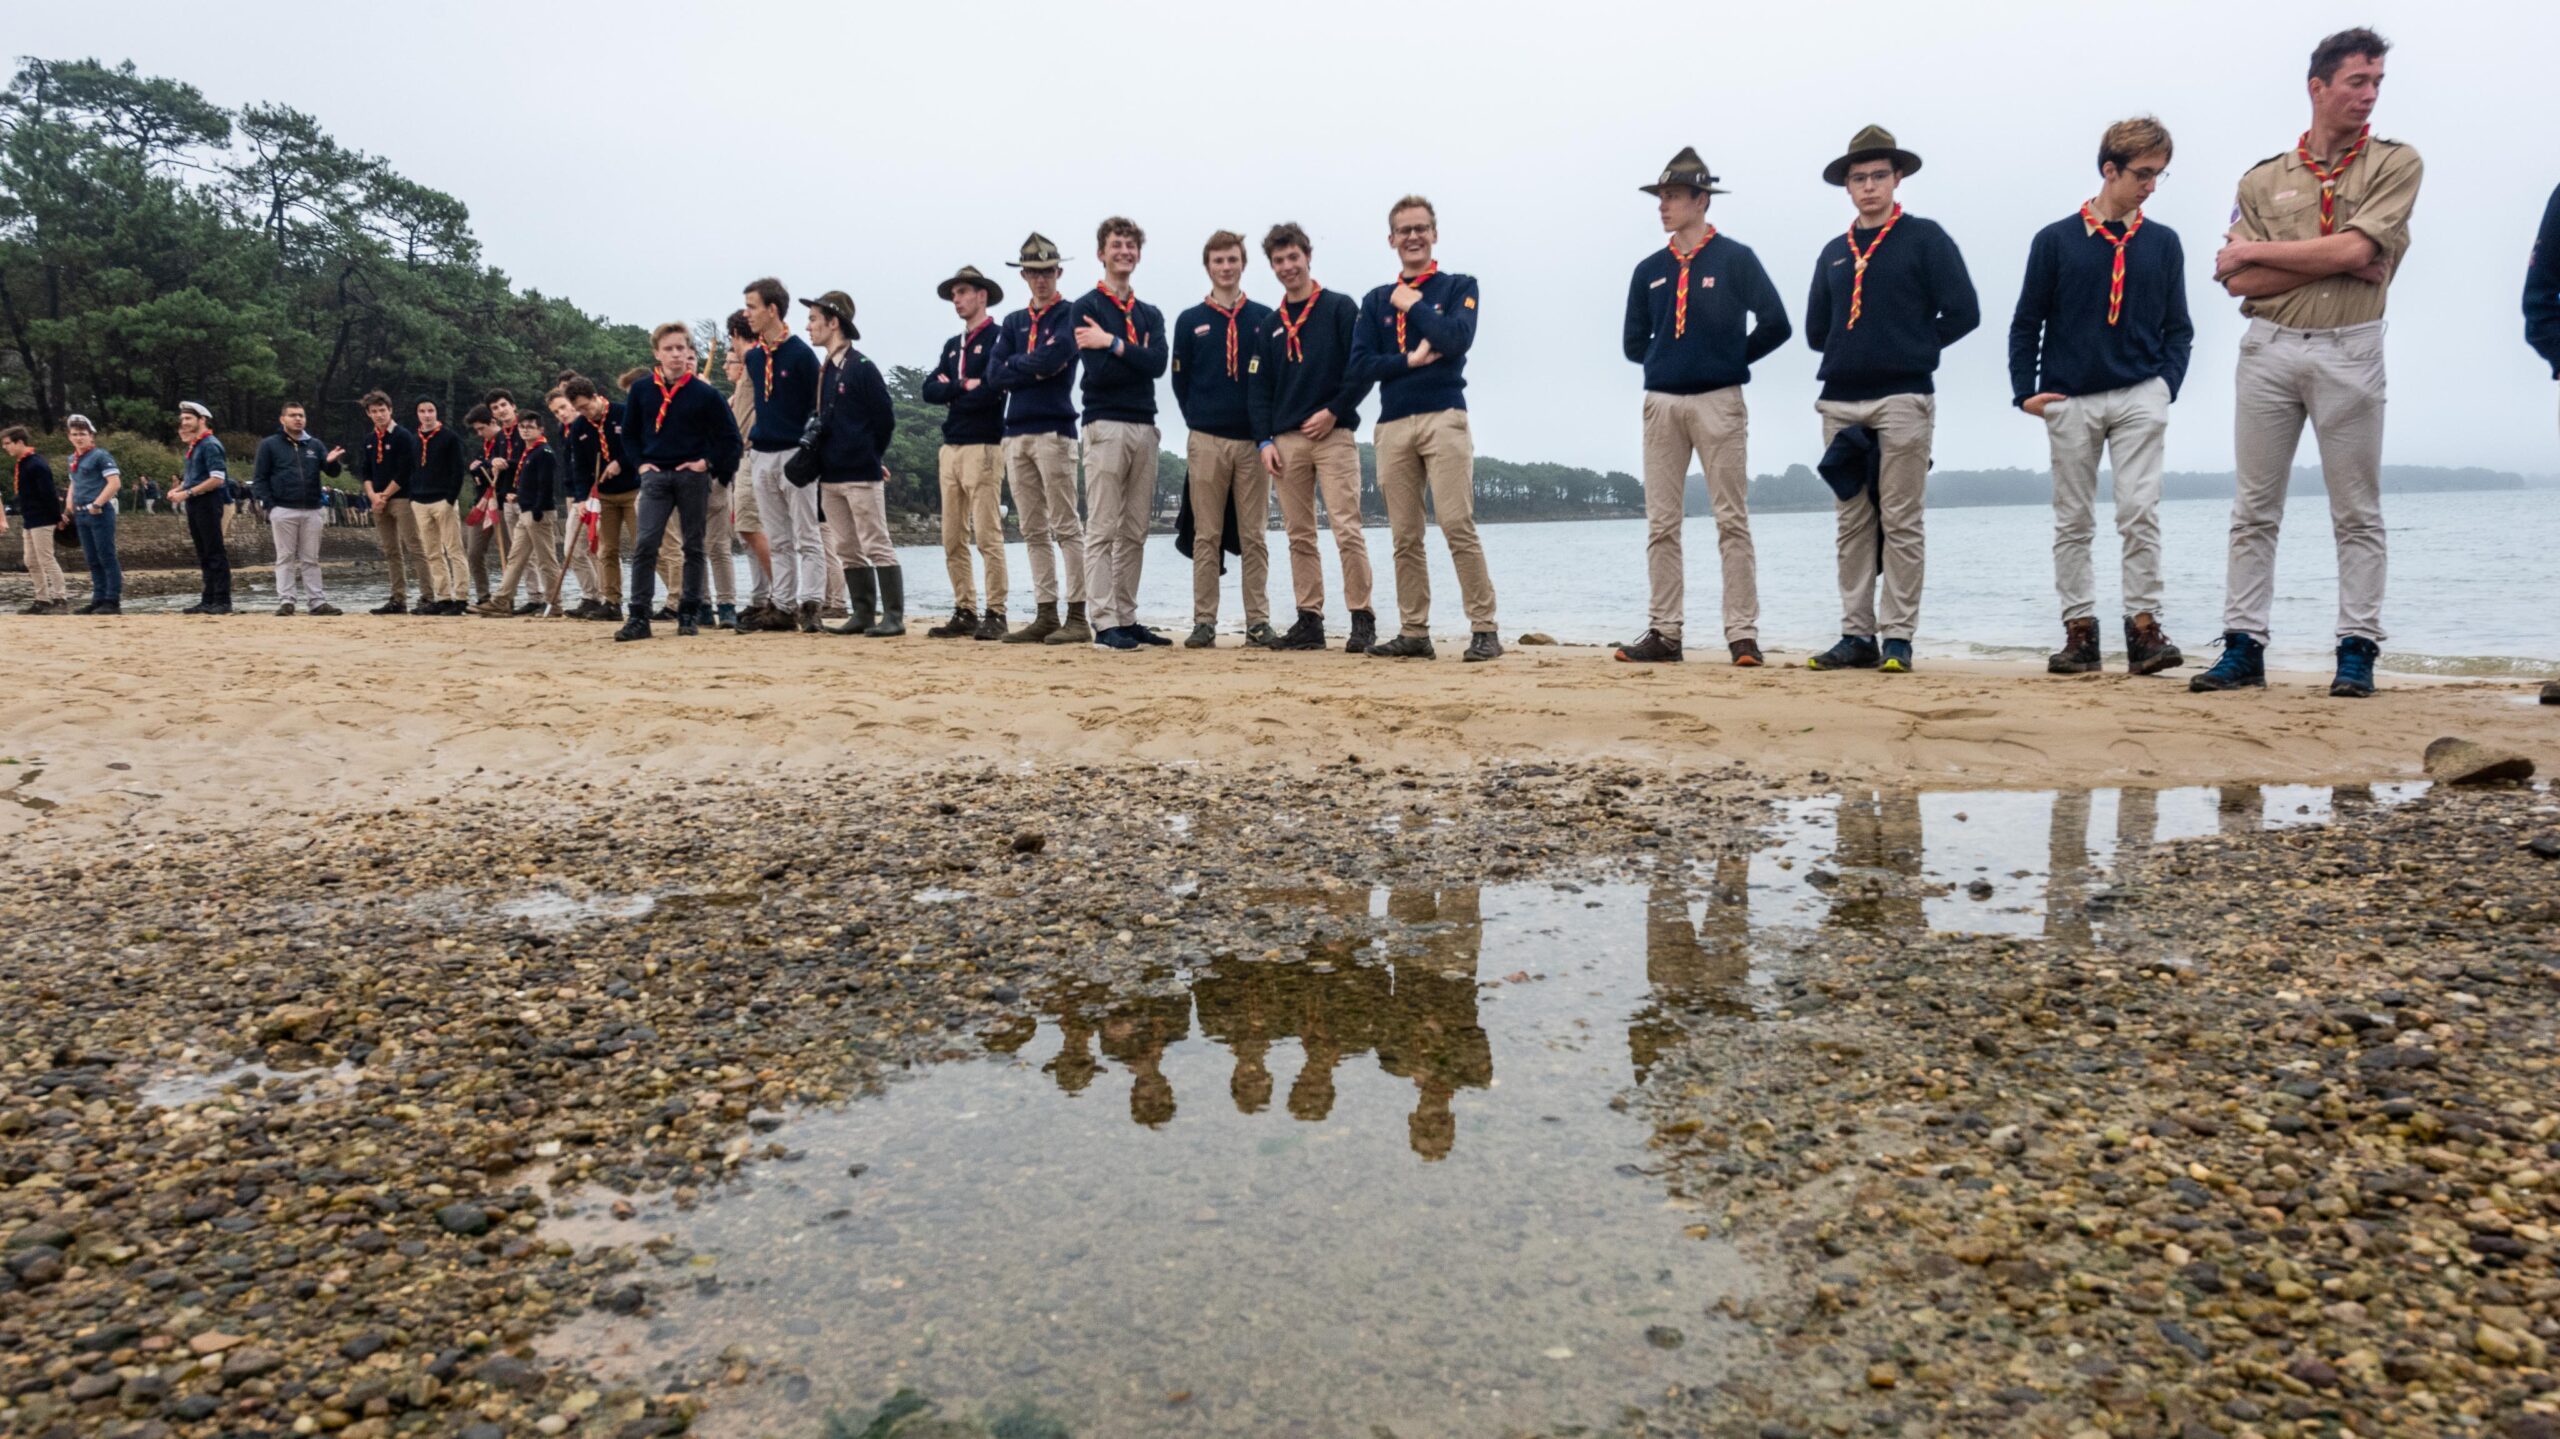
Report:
2217,784,2263,837
2046,789,2094,946
1827,789,1926,935
1375,889,1491,1161
1028,980,1193,1127
1629,863,1754,1084
2116,785,2158,851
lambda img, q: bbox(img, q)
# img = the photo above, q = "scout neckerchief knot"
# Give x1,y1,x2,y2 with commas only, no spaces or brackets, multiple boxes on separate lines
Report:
1094,282,1141,345
1393,262,1439,350
1025,296,1061,350
1204,294,1247,378
2295,123,2372,236
1277,284,1323,362
1843,205,1903,331
372,427,393,469
1667,228,1717,338
753,338,781,402
654,368,693,430
2079,203,2146,326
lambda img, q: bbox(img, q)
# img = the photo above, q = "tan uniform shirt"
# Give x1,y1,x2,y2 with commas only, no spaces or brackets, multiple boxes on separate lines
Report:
2228,136,2423,330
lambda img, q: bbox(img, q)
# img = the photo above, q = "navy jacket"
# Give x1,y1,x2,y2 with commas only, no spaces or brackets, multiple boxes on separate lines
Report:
1805,212,1980,401
815,347,899,483
744,335,821,452
1171,297,1275,442
410,425,464,505
921,320,1006,444
569,404,636,496
1248,286,1370,439
1348,269,1479,422
1070,285,1169,425
251,431,343,510
622,372,745,478
9,452,61,526
514,440,562,518
2008,211,2194,405
2529,181,2560,377
987,298,1081,438
354,424,418,493
474,429,525,505
1623,235,1792,394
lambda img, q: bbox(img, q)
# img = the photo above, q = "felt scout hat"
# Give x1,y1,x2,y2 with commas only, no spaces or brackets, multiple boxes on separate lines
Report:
801,289,859,341
934,264,1005,306
1005,233,1067,272
1640,146,1727,196
1823,125,1923,187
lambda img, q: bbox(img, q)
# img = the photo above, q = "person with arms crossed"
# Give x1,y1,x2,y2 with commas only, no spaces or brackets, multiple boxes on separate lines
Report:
1248,222,1376,653
2191,28,2421,699
920,264,1011,640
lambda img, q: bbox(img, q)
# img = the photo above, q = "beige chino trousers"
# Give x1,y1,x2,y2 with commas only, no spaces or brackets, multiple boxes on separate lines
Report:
1640,387,1757,643
1814,392,1935,641
1186,434,1268,628
938,443,1007,612
1373,409,1496,638
1269,428,1372,616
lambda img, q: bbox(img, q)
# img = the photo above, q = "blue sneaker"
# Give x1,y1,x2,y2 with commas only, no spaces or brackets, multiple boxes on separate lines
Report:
2330,636,2379,698
1807,635,1881,671
1880,638,1915,673
1129,623,1173,648
1092,626,1140,651
2187,632,2267,692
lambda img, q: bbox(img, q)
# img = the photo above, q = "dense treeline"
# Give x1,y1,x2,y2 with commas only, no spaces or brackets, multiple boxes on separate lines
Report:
0,57,644,438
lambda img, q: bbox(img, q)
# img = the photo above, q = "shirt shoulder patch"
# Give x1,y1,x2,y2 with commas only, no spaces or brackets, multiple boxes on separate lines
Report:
1462,296,1476,309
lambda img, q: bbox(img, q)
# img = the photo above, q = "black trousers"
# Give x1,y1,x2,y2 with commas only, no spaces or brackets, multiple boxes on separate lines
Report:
629,469,709,615
185,497,232,604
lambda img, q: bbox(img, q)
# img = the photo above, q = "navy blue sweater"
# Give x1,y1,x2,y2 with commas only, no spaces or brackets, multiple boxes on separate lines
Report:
514,440,562,518
569,404,635,496
2008,211,2194,405
1171,297,1275,442
9,452,61,527
743,334,821,451
1070,286,1169,426
410,425,463,505
1248,287,1371,439
2529,181,2560,378
920,320,1006,444
1623,235,1792,393
815,347,899,483
1804,213,1980,401
354,424,418,493
1349,269,1480,422
622,372,745,479
987,298,1081,438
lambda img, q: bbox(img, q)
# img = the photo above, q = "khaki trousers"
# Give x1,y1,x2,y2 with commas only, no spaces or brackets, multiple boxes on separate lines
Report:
594,489,639,607
411,499,466,603
1004,432,1086,606
2224,318,2388,644
821,483,897,568
1270,428,1371,615
1186,434,1268,628
1814,392,1935,641
1082,420,1159,632
560,506,603,603
938,443,1007,612
1640,387,1757,643
700,479,738,606
2043,377,2171,622
464,499,511,600
370,496,428,604
496,510,562,607
1373,409,1496,637
18,524,66,602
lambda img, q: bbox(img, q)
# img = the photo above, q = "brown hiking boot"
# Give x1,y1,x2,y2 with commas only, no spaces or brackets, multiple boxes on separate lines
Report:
1042,601,1093,645
2047,616,2101,674
1004,602,1060,644
2124,613,2185,675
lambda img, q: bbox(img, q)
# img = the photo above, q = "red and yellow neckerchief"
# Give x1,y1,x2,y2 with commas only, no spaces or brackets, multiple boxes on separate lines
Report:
956,317,992,380
1392,263,1439,350
2295,125,2372,235
1276,285,1324,363
1666,229,1717,338
653,370,693,431
1843,206,1903,331
2079,203,2146,326
1025,297,1060,351
1094,282,1141,345
372,425,395,470
184,432,208,472
1204,295,1247,378
752,337,785,401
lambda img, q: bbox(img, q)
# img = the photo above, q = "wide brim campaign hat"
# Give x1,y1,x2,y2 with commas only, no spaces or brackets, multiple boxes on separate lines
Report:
1824,125,1923,187
1004,232,1067,272
1639,145,1727,196
801,290,860,341
935,265,1005,306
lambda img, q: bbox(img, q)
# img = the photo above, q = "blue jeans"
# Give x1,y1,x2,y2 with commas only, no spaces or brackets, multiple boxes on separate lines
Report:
75,505,121,604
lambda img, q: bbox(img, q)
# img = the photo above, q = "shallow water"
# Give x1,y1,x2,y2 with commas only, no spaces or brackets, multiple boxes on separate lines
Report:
137,1058,362,1109
529,780,2444,1437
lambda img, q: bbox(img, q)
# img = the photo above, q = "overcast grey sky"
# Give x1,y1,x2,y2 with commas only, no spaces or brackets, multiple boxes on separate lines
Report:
22,0,2556,478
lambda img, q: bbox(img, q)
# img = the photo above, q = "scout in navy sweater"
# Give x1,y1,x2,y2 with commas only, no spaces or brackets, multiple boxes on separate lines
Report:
743,333,820,452
409,418,464,505
1172,295,1274,440
1804,210,1980,400
1347,267,1480,422
986,294,1080,437
354,420,418,495
921,320,1006,444
2528,180,2560,378
8,448,61,527
2008,210,2194,405
1624,236,1793,392
1249,285,1370,439
622,370,744,478
513,431,562,518
1070,283,1169,425
814,348,898,482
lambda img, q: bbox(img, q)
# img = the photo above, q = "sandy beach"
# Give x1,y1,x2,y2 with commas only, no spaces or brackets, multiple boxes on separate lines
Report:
5,615,2551,841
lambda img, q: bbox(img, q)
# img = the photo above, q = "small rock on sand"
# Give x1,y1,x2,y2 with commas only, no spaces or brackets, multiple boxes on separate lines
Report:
2422,737,2535,785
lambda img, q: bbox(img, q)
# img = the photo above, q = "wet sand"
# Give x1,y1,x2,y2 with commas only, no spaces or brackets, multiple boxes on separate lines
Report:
4,615,2550,841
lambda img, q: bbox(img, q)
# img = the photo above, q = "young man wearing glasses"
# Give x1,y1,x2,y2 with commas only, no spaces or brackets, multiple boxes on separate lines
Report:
2010,117,2194,678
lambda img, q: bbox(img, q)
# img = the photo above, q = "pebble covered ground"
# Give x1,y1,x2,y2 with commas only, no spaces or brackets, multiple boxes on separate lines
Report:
3,762,2552,1438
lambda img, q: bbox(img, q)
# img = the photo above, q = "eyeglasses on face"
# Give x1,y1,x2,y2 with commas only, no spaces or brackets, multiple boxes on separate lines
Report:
1391,224,1434,239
